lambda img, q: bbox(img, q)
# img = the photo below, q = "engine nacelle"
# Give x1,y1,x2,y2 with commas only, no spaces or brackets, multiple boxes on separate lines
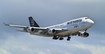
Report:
30,28,38,32
47,29,56,34
78,32,89,37
31,28,35,32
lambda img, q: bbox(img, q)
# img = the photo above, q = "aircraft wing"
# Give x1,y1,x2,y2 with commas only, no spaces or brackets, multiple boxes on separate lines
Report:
3,23,68,34
30,27,68,34
31,27,67,30
3,23,28,28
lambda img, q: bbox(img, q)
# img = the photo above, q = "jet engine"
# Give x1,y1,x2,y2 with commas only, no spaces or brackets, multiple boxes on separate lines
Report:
78,32,89,37
31,28,35,32
47,29,56,34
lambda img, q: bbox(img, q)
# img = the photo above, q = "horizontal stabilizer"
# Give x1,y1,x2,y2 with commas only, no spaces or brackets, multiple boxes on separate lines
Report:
3,22,28,28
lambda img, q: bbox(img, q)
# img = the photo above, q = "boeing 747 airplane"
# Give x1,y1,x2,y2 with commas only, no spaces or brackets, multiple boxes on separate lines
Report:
4,17,94,41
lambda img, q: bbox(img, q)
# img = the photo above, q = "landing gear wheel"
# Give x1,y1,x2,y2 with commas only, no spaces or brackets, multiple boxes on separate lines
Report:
52,29,58,40
67,36,71,41
52,36,58,40
59,37,64,40
78,33,81,36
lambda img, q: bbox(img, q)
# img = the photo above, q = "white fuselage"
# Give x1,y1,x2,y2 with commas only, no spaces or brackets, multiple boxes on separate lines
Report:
29,17,94,37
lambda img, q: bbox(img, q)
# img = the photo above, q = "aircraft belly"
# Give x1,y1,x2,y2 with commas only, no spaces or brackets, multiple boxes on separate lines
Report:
56,29,79,36
56,28,82,36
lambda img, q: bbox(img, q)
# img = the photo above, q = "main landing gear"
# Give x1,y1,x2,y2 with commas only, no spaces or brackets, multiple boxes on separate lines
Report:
52,29,71,41
59,37,64,40
52,35,71,41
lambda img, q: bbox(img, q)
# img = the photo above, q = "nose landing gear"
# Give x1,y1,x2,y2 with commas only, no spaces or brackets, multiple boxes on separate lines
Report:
67,36,71,41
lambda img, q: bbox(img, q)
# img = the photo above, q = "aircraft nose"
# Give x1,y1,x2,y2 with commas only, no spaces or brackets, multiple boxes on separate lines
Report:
89,20,94,24
88,19,94,26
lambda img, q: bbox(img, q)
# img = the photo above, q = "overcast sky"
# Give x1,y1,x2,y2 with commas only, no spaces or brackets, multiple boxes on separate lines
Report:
0,0,105,54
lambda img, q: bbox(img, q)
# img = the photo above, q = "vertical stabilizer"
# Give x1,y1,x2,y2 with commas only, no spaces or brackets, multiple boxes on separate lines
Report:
28,17,39,27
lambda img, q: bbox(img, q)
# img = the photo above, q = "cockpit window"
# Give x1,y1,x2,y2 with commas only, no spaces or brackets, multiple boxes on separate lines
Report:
85,17,89,19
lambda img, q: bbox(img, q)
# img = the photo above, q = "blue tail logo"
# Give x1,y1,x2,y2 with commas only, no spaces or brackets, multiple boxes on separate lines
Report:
29,17,39,27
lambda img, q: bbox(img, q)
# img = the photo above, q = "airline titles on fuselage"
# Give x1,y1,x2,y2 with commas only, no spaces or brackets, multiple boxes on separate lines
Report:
67,19,82,24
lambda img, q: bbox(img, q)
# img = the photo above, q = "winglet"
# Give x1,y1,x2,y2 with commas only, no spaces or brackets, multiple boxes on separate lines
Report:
3,22,9,26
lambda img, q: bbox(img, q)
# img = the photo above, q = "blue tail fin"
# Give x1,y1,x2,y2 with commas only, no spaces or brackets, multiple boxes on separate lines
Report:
28,17,39,27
